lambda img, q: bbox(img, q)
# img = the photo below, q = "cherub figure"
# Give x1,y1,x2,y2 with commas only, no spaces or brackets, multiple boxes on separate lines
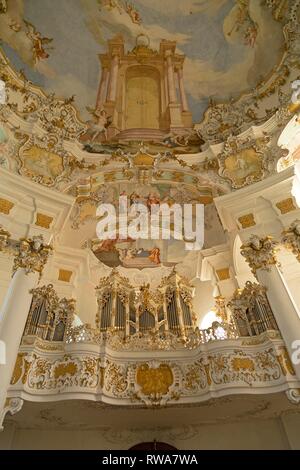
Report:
244,24,258,47
125,2,141,24
85,108,112,142
24,20,53,63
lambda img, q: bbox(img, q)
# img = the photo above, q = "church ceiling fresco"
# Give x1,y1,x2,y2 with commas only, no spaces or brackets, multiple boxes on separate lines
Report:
0,0,299,273
0,0,299,133
66,180,226,268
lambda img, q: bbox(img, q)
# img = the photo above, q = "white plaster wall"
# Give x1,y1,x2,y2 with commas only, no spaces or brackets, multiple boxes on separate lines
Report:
0,252,12,310
191,279,215,324
0,416,299,449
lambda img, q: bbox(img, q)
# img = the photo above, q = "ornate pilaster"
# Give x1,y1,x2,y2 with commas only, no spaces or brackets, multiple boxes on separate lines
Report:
0,234,52,429
240,235,279,276
13,235,52,276
282,220,300,262
241,235,300,381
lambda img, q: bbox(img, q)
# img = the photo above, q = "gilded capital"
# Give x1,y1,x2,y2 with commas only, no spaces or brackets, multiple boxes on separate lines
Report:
0,225,11,251
214,295,227,322
13,235,52,276
282,220,300,262
240,235,279,275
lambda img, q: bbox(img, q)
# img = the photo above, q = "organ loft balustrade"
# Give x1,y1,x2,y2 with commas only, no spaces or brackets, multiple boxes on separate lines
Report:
10,271,299,411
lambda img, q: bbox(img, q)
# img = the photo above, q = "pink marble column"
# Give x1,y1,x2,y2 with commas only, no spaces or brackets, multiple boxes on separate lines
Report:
177,67,189,112
164,64,169,109
107,55,119,102
96,66,109,109
166,54,177,104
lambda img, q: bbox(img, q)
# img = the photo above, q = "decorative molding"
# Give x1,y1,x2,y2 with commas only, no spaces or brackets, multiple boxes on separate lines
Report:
58,269,73,282
217,135,279,189
282,220,300,262
0,197,14,214
238,213,256,229
133,362,177,406
13,235,52,276
276,198,296,214
16,133,78,187
35,213,53,229
216,268,230,281
9,335,299,408
286,388,300,404
0,224,11,251
0,397,24,430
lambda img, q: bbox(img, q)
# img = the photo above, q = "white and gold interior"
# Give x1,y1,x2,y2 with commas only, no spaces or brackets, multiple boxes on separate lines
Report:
1,0,300,450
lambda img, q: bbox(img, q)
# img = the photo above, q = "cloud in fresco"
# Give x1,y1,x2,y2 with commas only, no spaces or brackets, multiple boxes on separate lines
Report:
137,0,229,17
82,0,191,50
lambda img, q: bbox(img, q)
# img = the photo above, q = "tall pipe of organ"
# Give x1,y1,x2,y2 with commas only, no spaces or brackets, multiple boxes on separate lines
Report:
95,270,196,338
22,276,279,345
23,284,75,342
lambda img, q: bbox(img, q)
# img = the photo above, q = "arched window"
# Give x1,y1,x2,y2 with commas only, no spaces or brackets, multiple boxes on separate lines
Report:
200,310,218,329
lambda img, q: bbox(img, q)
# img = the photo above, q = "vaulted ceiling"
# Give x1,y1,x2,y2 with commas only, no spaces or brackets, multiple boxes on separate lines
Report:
0,0,288,122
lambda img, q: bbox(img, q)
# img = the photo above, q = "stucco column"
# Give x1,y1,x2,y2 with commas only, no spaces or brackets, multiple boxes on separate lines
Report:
164,65,169,108
0,235,52,429
166,53,177,104
107,55,119,102
241,234,300,380
177,66,189,112
96,66,109,109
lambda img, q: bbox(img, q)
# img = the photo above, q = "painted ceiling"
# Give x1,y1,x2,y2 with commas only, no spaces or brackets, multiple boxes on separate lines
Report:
0,0,298,276
0,0,285,122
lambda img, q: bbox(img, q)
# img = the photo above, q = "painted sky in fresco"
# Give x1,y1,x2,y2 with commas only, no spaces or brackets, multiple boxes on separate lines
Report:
0,0,284,122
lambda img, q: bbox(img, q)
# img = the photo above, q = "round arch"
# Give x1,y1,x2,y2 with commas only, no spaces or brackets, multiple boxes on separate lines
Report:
129,441,177,451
